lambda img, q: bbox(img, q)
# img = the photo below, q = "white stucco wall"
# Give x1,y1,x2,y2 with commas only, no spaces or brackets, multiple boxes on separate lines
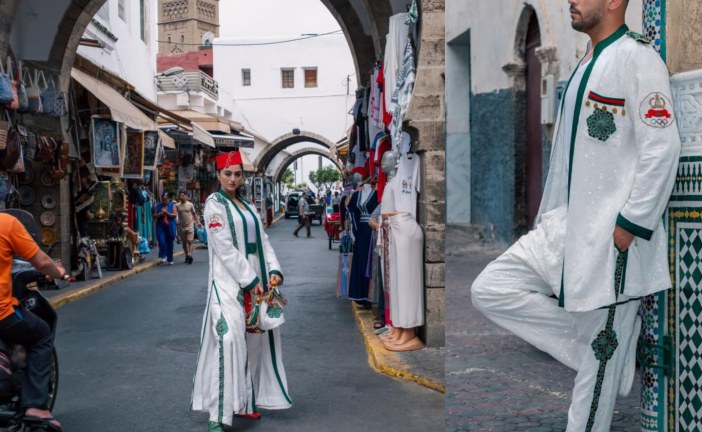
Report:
446,0,643,93
78,0,158,100
215,0,355,188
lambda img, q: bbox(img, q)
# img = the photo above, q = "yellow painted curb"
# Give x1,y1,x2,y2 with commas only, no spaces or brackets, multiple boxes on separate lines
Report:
50,251,186,310
352,304,445,394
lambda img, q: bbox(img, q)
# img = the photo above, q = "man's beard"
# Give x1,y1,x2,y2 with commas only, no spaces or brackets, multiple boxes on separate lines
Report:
571,7,604,32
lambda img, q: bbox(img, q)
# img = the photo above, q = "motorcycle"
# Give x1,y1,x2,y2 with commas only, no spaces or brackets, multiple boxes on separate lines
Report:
0,209,63,431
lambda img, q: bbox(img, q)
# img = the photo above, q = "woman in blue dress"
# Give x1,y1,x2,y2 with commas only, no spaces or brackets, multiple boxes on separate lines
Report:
154,192,177,264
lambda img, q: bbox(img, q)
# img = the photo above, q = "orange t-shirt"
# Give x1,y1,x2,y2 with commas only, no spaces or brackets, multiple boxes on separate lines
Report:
0,214,40,320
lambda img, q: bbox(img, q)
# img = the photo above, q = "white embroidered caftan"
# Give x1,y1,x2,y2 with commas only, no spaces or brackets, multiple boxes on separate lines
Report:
192,192,291,426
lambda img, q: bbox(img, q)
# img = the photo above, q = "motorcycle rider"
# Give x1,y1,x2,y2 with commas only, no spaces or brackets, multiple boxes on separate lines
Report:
0,213,68,431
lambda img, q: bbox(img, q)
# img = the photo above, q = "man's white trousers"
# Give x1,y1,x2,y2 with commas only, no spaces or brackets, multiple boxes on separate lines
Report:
471,208,640,432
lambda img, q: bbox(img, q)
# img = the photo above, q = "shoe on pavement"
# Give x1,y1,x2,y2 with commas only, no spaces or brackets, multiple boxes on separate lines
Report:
168,261,174,266
618,315,642,397
235,412,262,420
159,258,166,264
208,421,225,432
293,233,299,237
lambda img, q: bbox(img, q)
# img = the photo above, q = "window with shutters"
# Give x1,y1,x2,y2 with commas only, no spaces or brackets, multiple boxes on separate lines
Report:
281,68,294,89
242,69,251,86
304,67,318,88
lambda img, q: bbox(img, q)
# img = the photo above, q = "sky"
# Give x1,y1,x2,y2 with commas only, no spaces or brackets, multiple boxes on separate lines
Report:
219,0,342,39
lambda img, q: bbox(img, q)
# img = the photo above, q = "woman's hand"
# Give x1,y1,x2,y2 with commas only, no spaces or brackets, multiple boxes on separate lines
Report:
269,274,282,289
252,283,264,296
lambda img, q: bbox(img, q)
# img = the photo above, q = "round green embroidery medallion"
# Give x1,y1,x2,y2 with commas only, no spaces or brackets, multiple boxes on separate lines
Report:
586,107,617,141
216,315,229,336
591,328,618,361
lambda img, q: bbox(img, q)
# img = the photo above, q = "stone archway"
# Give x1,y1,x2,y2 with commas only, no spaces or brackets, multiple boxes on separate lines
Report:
254,130,338,174
272,148,343,183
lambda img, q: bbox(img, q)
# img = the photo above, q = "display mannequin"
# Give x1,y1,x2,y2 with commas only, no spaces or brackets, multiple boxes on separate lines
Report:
346,171,378,305
378,151,425,352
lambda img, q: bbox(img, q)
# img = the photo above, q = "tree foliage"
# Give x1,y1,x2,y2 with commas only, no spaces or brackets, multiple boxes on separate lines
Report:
309,166,341,191
282,168,294,188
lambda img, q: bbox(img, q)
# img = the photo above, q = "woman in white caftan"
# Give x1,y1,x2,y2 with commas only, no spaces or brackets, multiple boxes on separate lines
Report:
191,151,292,432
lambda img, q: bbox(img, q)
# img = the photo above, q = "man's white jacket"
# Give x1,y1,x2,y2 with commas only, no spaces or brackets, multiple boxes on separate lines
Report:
537,25,682,312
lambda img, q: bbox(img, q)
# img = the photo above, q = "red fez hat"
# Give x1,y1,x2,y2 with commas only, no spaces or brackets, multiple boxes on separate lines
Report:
215,151,243,170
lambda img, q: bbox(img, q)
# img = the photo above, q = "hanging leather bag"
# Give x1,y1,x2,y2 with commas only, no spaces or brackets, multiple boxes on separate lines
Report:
16,62,29,112
40,72,66,118
3,58,19,111
26,69,42,114
0,58,15,105
0,115,21,170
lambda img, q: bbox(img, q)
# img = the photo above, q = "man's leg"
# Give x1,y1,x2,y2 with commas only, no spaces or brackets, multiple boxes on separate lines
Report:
567,300,640,432
471,208,586,370
0,309,52,410
305,217,311,237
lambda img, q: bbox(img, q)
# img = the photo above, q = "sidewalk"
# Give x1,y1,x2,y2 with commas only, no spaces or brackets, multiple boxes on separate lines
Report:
352,304,445,393
44,249,187,309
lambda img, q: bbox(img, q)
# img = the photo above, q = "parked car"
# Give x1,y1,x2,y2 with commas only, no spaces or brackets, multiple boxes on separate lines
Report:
284,192,301,219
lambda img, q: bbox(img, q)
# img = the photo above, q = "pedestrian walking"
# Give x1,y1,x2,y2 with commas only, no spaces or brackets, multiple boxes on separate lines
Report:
176,191,201,264
292,193,312,238
471,1,681,430
265,194,273,228
154,192,177,265
192,151,291,431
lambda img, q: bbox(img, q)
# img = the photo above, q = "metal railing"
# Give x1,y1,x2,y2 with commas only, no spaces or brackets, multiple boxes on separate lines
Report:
155,71,218,100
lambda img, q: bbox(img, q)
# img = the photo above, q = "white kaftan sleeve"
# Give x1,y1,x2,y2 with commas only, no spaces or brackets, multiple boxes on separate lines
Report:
205,199,260,291
617,46,681,240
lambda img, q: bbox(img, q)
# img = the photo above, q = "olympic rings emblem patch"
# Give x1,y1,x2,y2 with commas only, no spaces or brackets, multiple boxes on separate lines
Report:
639,92,674,129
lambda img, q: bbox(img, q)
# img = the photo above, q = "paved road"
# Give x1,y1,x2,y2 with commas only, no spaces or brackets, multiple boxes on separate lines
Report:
445,225,641,432
51,218,443,431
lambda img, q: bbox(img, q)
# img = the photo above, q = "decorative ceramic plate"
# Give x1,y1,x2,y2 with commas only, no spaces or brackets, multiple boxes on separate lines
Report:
40,171,57,187
18,186,35,206
41,194,57,209
39,211,56,226
39,227,56,245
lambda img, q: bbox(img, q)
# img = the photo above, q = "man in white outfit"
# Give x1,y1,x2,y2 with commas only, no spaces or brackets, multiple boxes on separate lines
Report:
471,0,681,431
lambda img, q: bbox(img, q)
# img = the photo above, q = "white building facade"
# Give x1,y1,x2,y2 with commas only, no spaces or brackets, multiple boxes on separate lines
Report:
78,0,158,99
214,0,356,185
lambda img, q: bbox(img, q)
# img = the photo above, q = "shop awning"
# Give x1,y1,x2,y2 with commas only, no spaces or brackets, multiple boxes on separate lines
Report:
191,122,216,148
159,130,176,149
71,68,158,131
210,132,255,148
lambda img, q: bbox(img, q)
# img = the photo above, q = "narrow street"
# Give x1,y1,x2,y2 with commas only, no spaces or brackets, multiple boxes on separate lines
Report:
49,218,443,431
